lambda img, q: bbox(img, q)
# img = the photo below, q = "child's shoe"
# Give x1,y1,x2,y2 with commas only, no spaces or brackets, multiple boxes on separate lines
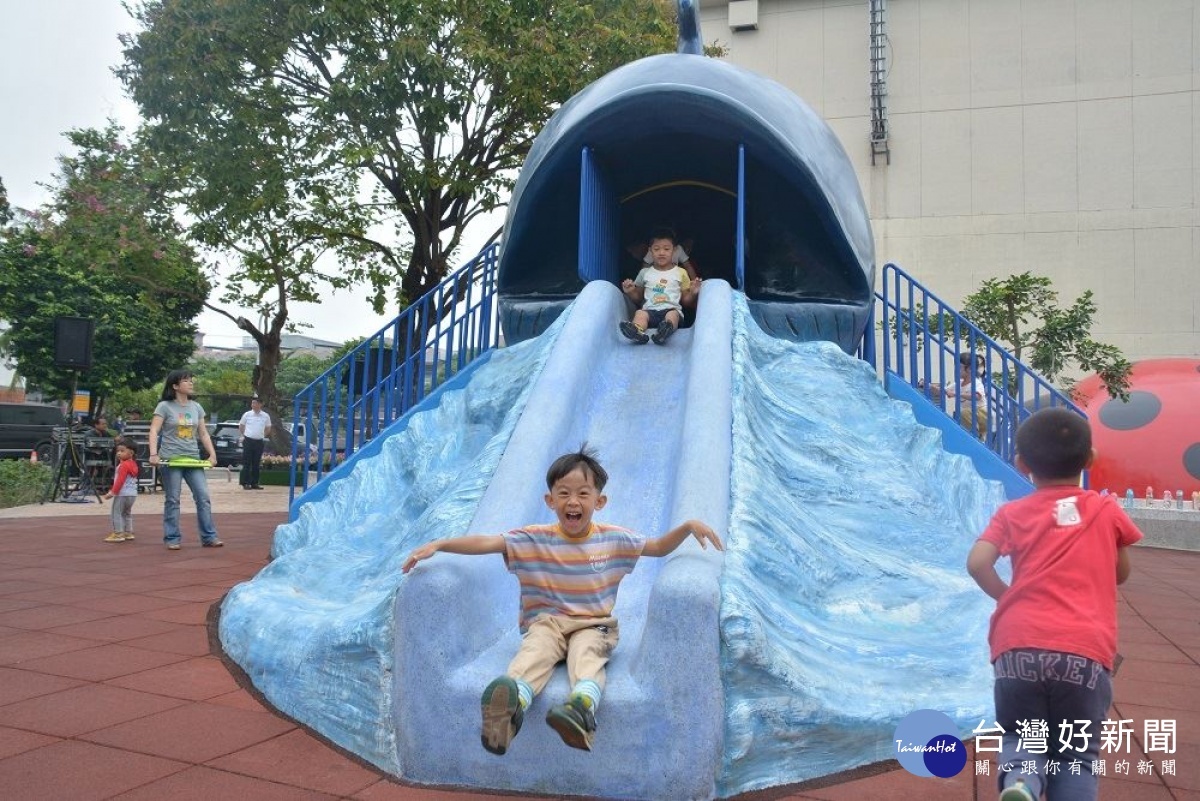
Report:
480,676,524,755
619,321,649,344
546,694,596,751
651,319,676,345
999,778,1036,801
103,532,126,544
123,532,135,541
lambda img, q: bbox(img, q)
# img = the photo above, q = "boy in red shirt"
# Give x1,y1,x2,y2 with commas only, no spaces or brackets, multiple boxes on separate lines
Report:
967,408,1142,801
103,438,141,543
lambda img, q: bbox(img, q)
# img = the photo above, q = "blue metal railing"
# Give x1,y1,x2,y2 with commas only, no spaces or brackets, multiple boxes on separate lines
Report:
288,244,500,501
871,262,1083,468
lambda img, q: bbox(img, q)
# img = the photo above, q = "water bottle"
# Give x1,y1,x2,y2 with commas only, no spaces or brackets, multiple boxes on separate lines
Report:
1194,491,1200,511
1124,489,1134,509
1145,486,1154,508
1177,490,1185,509
1163,490,1172,506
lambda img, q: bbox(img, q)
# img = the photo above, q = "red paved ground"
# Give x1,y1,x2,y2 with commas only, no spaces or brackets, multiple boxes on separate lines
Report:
0,512,1196,800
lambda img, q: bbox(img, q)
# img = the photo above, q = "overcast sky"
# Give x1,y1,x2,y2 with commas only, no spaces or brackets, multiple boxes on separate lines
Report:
1,0,498,349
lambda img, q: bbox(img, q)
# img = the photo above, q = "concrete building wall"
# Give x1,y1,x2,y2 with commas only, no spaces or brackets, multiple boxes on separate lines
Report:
699,0,1199,360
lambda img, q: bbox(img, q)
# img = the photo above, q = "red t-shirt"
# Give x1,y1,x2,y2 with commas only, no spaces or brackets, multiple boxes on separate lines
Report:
109,459,140,496
979,487,1142,670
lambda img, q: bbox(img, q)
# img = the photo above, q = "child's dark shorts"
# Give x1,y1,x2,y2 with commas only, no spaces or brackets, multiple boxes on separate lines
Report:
645,308,683,327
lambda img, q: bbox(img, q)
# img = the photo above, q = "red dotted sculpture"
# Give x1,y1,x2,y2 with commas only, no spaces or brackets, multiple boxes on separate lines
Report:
1073,359,1200,497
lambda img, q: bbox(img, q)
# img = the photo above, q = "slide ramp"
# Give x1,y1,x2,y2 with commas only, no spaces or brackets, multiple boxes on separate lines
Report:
220,279,1003,799
393,279,732,799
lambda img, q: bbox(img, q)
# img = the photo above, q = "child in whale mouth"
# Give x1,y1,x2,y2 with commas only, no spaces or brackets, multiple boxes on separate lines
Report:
619,227,702,345
402,445,722,755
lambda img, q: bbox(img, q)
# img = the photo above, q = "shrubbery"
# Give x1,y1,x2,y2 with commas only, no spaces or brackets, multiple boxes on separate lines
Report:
0,459,51,509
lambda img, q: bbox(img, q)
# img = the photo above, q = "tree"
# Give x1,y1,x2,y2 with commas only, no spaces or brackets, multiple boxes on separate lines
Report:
0,176,11,226
961,272,1132,400
0,128,208,413
119,0,677,316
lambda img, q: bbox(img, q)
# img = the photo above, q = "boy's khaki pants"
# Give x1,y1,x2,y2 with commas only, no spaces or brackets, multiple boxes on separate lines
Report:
506,615,619,695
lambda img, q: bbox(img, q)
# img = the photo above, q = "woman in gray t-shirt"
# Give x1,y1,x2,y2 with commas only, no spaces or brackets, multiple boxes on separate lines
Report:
148,370,223,550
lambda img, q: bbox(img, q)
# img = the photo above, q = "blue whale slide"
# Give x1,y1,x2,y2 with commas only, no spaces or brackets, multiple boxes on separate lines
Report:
219,3,1005,796
219,280,1004,799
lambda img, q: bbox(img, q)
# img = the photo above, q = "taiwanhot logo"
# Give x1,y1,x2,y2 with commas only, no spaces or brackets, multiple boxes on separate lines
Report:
893,709,967,778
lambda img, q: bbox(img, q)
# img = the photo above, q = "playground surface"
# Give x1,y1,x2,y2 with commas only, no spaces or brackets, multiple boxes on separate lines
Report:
0,501,1196,800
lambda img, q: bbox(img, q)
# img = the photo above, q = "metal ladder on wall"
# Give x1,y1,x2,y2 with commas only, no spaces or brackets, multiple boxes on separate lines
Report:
869,0,890,165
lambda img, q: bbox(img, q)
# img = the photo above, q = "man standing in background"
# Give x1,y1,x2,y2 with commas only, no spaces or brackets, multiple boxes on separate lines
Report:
238,397,272,490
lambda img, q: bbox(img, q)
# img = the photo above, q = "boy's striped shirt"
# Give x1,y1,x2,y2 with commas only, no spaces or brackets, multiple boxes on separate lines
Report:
504,523,645,632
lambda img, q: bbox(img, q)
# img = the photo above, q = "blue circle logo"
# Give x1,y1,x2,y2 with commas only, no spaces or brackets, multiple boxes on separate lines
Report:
893,709,967,778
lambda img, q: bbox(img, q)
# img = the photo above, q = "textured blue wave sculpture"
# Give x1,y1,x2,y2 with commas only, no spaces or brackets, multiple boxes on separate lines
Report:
218,317,564,772
718,294,1004,795
221,287,1005,797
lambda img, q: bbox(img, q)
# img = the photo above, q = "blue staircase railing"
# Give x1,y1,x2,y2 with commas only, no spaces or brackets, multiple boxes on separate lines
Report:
869,262,1083,470
288,244,500,501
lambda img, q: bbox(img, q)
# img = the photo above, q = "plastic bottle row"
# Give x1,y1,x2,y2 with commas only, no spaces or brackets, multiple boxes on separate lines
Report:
1102,487,1200,510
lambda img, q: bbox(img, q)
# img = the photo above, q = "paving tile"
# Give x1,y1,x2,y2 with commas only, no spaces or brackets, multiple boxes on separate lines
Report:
1111,702,1200,746
0,630,100,665
80,700,296,763
0,604,115,631
1111,640,1194,664
137,601,214,625
0,598,39,614
207,728,380,795
1159,741,1200,792
1114,678,1200,713
5,585,118,605
1096,778,1175,799
105,655,240,700
0,665,84,706
46,614,180,643
15,642,189,681
1111,658,1200,686
3,567,118,587
205,689,272,713
123,625,212,657
146,584,230,603
0,624,24,638
0,683,188,737
0,580,55,596
0,725,59,760
0,739,187,801
86,592,187,614
108,765,341,801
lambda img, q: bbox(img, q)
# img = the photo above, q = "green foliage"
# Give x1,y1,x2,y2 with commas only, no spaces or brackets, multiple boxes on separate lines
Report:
961,272,1132,400
0,127,208,411
120,0,676,316
0,459,52,509
0,176,11,225
105,385,161,420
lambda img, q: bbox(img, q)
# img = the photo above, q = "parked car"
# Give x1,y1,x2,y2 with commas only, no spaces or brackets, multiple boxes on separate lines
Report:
207,420,319,468
207,421,243,468
0,402,64,462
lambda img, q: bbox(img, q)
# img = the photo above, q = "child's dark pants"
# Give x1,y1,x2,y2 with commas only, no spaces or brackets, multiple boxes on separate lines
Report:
993,648,1113,801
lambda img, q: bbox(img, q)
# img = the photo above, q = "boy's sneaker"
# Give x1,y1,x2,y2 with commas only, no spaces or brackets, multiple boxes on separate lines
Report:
999,779,1035,801
546,694,596,751
103,532,126,544
480,676,524,755
619,321,649,344
124,533,135,540
651,320,676,345
166,543,182,550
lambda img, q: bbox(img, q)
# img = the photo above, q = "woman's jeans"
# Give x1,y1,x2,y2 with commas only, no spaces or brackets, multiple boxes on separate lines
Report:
994,648,1113,801
160,466,219,545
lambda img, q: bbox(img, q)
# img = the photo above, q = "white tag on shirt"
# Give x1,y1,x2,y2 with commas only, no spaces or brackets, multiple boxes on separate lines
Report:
1055,496,1081,526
